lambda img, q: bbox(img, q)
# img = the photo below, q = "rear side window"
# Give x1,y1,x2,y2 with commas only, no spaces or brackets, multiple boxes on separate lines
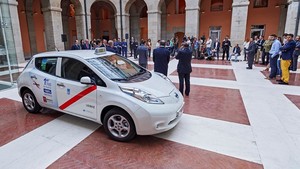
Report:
35,57,57,76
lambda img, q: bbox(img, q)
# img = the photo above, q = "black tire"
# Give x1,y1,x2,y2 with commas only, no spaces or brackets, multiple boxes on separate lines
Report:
103,108,136,142
22,89,42,114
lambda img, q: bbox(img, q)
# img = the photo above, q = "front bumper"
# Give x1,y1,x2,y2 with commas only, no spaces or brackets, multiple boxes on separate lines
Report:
134,102,184,135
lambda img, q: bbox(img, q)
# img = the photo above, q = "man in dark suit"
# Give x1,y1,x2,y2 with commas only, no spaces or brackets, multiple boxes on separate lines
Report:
229,44,241,62
176,43,192,96
106,40,117,53
136,40,148,68
71,40,80,50
222,36,231,60
212,38,220,60
81,39,91,50
153,40,170,76
133,40,139,59
278,33,296,85
121,39,128,58
246,38,257,69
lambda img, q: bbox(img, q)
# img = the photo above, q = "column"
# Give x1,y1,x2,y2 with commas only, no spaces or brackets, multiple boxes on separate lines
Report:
147,10,161,49
161,13,167,40
278,5,288,37
230,0,250,46
75,13,86,41
185,7,200,37
285,0,300,35
62,15,69,50
6,0,25,63
123,13,130,40
86,12,92,40
25,9,37,56
130,14,140,41
42,6,64,51
115,13,122,38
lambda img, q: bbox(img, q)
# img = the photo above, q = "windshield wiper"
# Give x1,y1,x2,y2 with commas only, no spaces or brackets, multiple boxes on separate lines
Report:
111,78,128,81
128,69,146,80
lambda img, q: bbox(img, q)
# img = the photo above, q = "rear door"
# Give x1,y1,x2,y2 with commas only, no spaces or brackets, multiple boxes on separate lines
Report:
31,57,58,108
56,57,97,120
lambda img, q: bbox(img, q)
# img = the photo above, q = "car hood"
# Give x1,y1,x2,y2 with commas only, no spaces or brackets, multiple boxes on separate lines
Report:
118,72,175,97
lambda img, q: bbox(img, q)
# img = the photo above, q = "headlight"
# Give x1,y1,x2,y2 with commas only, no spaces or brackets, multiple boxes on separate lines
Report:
155,72,172,83
120,87,164,104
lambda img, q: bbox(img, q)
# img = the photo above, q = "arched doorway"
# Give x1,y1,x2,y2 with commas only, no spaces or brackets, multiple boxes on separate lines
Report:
175,31,184,45
90,1,117,41
127,0,148,42
61,0,82,50
17,0,46,59
160,0,186,41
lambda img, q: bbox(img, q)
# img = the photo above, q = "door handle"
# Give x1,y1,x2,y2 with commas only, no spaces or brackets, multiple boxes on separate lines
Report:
30,75,37,80
57,83,65,87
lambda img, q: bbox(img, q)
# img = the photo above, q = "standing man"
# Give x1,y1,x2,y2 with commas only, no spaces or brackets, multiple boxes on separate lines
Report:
222,36,231,60
71,40,80,50
292,35,300,71
213,38,220,60
278,34,296,85
176,43,192,96
130,37,134,57
121,39,128,58
81,39,91,50
246,38,257,69
117,38,122,55
267,34,282,79
255,35,265,64
133,39,139,59
262,36,273,65
206,37,212,56
106,40,117,53
136,40,148,68
153,40,170,76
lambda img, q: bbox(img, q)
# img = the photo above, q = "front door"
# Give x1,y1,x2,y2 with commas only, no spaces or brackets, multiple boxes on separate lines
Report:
56,57,97,120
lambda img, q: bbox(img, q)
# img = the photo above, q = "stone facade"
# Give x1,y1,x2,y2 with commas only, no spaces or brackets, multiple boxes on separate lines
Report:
4,0,300,63
230,0,250,46
285,0,300,35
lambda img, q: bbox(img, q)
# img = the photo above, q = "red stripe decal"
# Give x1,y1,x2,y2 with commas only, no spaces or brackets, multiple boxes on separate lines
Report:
59,85,97,110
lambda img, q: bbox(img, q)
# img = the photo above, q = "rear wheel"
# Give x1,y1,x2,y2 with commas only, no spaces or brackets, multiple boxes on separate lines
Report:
22,89,42,114
103,108,136,142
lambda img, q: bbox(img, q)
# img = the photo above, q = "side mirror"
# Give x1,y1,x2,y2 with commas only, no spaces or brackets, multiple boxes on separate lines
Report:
80,76,95,85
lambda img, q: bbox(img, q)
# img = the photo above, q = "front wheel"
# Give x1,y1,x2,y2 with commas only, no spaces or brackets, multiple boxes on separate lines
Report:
103,108,136,142
22,89,42,114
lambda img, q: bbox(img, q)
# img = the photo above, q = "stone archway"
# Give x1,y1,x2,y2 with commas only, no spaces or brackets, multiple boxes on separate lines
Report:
160,0,186,41
17,0,46,58
126,0,148,42
61,0,83,50
90,0,117,40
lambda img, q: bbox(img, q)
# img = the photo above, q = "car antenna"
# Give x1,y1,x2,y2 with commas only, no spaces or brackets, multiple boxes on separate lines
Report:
55,47,60,52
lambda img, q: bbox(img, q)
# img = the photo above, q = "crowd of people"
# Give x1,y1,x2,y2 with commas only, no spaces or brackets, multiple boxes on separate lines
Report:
71,38,129,58
70,32,299,92
245,33,300,85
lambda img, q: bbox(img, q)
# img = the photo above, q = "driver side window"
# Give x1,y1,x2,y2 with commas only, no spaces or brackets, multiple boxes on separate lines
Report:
61,58,106,87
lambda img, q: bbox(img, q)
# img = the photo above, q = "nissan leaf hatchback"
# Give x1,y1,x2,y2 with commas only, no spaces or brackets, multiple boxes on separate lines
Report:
17,48,184,142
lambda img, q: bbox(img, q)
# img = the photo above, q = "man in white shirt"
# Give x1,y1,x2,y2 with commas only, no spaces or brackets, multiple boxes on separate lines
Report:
206,37,212,56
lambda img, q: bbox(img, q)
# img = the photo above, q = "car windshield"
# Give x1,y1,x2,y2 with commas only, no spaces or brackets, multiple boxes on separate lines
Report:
87,54,145,81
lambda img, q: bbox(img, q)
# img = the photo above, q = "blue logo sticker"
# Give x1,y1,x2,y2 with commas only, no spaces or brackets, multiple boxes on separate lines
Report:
44,88,52,94
67,88,70,95
43,78,51,87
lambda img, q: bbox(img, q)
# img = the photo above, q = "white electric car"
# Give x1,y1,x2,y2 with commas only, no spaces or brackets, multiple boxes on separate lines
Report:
17,48,184,142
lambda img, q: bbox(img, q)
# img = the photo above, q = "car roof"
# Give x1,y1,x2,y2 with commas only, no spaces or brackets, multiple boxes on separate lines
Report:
33,49,115,60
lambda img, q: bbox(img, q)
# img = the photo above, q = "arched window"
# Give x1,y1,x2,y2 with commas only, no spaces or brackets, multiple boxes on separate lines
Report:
253,0,268,8
211,0,223,12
